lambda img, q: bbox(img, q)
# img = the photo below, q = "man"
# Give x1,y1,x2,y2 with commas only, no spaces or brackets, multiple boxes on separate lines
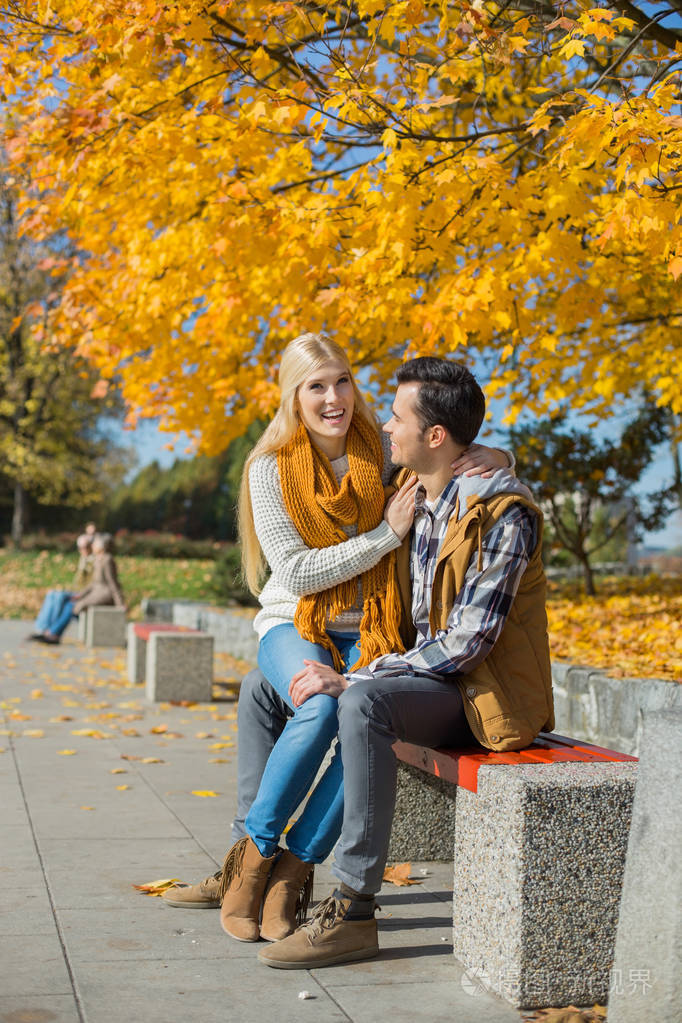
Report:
257,356,554,969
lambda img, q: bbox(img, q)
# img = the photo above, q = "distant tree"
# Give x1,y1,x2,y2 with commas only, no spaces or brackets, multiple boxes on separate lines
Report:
106,419,267,539
0,170,125,545
508,406,674,595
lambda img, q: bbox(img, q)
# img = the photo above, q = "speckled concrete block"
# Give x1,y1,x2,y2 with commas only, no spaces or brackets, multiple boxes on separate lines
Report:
77,610,88,643
126,623,145,683
85,606,126,647
145,631,214,703
452,762,637,1009
608,709,681,1022
389,762,457,861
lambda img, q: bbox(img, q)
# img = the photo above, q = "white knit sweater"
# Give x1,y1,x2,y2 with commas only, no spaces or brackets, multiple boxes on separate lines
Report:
251,431,400,639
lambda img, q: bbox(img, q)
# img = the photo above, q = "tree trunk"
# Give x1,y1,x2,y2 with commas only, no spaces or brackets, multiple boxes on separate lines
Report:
579,554,596,596
11,480,26,547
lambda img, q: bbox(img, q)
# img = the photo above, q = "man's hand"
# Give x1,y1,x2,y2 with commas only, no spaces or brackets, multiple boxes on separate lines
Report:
289,659,349,708
451,443,510,479
384,475,419,539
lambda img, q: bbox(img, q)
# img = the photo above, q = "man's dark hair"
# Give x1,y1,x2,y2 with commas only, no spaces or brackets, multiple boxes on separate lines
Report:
396,357,485,446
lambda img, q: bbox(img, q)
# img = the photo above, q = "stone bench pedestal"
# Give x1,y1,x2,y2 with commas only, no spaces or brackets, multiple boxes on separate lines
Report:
127,623,194,684
145,631,214,703
83,606,126,647
451,762,637,1009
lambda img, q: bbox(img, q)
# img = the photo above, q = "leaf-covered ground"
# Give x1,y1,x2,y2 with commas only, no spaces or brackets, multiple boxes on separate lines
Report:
546,574,681,683
1,551,679,682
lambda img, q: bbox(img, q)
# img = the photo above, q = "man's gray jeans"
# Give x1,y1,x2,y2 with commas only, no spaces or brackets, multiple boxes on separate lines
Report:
233,668,472,894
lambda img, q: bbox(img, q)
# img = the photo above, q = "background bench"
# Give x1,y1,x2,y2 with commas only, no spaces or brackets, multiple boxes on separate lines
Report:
390,733,638,1010
77,606,126,647
127,622,214,702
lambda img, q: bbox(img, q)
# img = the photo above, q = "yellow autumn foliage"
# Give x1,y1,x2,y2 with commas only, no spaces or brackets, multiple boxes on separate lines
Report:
0,2,680,448
547,575,682,682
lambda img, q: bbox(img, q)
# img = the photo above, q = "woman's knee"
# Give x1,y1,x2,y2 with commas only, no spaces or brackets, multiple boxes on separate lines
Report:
292,694,339,740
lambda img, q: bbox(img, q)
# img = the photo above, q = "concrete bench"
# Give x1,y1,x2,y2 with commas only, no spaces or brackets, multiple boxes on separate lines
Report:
390,733,638,1010
130,623,214,702
79,606,127,647
127,623,197,684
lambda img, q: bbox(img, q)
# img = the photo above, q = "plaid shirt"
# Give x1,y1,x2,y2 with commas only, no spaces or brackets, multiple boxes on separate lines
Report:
347,475,537,683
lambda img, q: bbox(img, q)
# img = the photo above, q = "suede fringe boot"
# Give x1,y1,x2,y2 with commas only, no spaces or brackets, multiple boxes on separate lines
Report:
219,836,277,942
258,889,379,969
260,850,315,942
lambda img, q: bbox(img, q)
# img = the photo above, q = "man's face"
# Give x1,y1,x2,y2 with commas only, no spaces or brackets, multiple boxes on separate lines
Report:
383,382,432,471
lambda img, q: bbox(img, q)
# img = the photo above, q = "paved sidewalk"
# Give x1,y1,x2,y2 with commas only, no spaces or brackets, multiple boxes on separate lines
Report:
1,618,523,1023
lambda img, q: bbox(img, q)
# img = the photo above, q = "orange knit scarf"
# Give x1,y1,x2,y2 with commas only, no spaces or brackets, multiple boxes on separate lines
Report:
277,415,404,671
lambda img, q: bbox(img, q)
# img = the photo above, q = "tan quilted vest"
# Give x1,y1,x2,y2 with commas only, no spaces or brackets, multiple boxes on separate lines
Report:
396,490,554,752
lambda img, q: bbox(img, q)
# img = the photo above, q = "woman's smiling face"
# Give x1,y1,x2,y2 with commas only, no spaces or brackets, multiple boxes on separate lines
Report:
296,359,355,459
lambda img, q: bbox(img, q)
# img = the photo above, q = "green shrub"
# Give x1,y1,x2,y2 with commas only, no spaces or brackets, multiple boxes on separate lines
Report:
8,530,223,560
211,545,258,606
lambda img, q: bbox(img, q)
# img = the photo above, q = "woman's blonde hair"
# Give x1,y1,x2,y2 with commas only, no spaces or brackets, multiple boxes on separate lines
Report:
238,332,379,595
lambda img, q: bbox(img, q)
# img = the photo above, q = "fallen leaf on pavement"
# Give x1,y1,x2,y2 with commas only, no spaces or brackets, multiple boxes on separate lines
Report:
382,862,422,887
524,1007,603,1023
133,878,181,896
58,749,77,756
23,729,45,737
150,724,168,734
140,757,164,764
116,784,130,790
110,768,127,774
209,758,230,763
80,805,95,811
192,790,219,797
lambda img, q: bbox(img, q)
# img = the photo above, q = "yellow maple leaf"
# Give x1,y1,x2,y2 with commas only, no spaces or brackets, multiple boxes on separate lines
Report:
57,749,77,755
382,862,422,887
191,790,220,798
133,878,181,896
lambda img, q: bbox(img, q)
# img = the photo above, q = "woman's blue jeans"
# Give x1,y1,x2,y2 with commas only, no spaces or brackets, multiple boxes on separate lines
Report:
35,591,73,633
49,598,76,638
245,624,361,864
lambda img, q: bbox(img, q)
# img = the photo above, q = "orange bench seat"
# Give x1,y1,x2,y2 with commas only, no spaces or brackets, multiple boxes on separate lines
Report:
393,731,637,794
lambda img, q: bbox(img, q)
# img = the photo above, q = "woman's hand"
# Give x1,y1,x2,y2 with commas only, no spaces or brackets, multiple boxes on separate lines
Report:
384,475,419,539
451,443,510,479
289,659,348,708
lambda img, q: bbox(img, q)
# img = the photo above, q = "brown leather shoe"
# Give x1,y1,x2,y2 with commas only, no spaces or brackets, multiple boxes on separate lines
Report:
219,837,277,942
258,893,379,969
160,870,222,909
260,850,314,942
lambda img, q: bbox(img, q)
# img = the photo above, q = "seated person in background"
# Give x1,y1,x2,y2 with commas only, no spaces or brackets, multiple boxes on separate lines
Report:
29,532,94,641
33,533,125,644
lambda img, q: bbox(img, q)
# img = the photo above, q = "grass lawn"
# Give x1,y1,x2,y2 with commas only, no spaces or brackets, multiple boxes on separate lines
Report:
1,550,680,682
0,550,216,620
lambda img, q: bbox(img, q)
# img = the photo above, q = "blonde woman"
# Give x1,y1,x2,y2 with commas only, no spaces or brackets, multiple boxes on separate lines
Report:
162,333,509,942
